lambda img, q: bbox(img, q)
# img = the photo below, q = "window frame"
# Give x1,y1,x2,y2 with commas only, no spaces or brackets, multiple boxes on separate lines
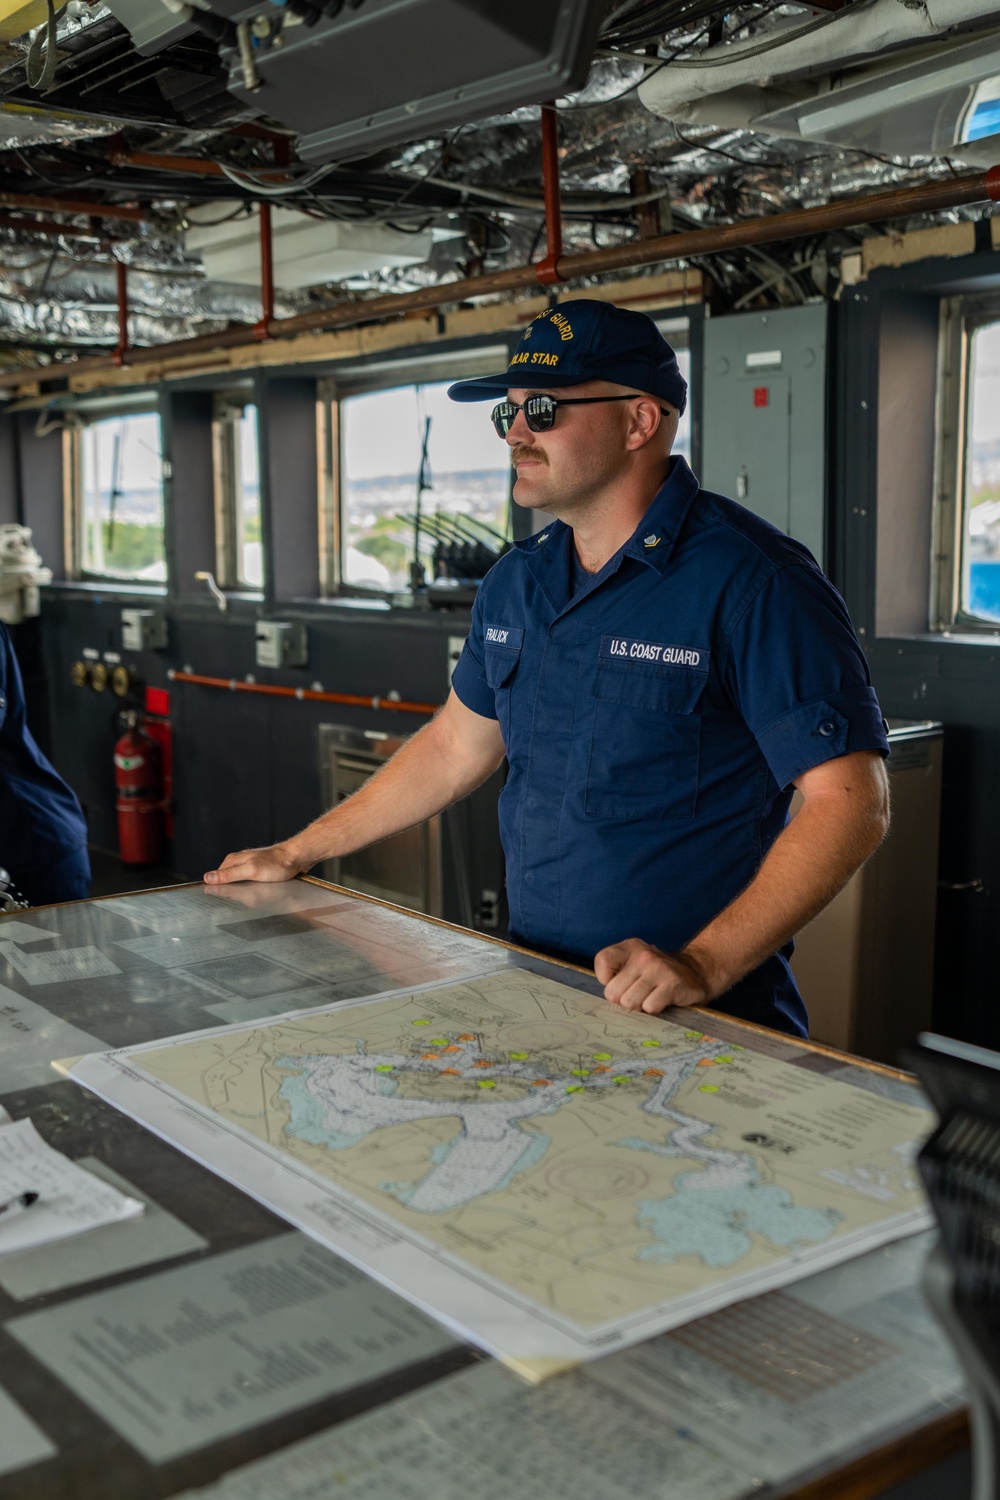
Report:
65,404,166,585
932,292,1000,634
318,343,510,599
211,393,264,595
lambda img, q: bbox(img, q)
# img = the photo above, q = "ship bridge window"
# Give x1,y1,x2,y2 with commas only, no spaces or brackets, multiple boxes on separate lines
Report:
959,320,1000,624
212,398,263,591
935,302,1000,631
339,379,510,593
70,410,165,582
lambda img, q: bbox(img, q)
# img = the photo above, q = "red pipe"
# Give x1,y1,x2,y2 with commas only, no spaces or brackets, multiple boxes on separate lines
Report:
535,103,564,286
114,260,129,367
170,670,439,717
110,148,227,178
0,192,146,222
254,202,275,342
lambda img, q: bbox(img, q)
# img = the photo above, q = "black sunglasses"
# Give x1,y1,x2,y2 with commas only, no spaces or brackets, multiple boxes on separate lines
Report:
490,393,670,438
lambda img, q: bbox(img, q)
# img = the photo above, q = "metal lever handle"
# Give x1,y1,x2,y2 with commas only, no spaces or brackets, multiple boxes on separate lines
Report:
195,571,228,612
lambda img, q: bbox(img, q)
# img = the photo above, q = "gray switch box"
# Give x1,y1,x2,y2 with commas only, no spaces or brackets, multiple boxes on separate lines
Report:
121,608,168,652
255,621,308,669
702,303,828,566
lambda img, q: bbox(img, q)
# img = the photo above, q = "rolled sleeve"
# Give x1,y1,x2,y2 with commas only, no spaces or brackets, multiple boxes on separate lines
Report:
725,562,890,790
450,601,498,721
755,686,888,790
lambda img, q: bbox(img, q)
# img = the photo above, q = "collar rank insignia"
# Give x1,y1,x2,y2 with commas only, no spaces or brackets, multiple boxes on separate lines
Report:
537,532,549,544
643,533,661,548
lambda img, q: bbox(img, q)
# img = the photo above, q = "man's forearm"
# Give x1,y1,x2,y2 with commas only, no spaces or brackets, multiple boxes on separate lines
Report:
281,709,501,870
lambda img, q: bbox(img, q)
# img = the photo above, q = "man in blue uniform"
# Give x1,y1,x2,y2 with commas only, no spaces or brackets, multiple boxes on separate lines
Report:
207,300,889,1038
0,623,90,906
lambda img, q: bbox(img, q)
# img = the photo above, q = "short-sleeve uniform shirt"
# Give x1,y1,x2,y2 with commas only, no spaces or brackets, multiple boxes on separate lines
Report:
451,456,889,1037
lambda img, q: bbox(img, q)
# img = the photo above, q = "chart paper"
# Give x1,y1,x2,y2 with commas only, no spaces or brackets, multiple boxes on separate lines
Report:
69,969,935,1378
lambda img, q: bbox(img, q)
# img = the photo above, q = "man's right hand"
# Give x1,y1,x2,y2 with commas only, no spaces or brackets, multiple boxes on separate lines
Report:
204,842,306,886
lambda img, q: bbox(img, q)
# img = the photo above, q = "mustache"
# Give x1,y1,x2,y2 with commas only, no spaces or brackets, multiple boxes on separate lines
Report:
511,445,547,465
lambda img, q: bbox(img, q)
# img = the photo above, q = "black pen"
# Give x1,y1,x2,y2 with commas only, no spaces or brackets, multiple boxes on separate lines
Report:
0,1191,38,1217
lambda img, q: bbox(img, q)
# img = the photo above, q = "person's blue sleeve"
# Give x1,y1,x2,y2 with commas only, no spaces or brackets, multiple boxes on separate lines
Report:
450,587,498,720
724,562,889,790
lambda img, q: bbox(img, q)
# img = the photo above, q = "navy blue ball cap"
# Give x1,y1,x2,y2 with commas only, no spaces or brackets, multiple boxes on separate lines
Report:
447,298,687,415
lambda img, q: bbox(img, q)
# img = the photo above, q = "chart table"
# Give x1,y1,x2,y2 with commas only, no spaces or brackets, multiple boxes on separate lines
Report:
0,879,969,1500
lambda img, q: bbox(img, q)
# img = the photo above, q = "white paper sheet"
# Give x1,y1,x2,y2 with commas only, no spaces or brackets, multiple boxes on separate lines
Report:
0,1157,207,1300
0,1384,56,1479
114,932,250,968
0,920,60,944
0,983,104,1093
0,1119,143,1254
0,943,120,987
171,1238,965,1500
6,1234,456,1463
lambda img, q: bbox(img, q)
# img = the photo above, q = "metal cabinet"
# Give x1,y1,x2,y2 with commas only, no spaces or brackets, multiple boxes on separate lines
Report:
702,303,828,565
790,720,943,1065
319,724,442,915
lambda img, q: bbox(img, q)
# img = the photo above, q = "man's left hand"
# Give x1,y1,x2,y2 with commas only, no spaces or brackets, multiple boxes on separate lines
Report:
594,939,710,1015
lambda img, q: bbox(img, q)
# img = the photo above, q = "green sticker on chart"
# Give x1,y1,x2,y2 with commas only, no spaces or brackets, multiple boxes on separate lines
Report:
716,1055,733,1063
431,1038,450,1046
510,1052,529,1060
684,1031,703,1040
593,1052,612,1061
477,1080,496,1089
374,1065,393,1073
613,1075,630,1084
570,1069,589,1078
566,1084,585,1093
699,1084,720,1093
412,1019,430,1026
641,1040,661,1048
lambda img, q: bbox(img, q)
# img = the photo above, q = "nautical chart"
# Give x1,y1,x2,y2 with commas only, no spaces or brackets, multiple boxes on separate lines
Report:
68,968,934,1379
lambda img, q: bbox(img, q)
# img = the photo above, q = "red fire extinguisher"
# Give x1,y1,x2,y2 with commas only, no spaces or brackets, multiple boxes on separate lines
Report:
114,711,164,866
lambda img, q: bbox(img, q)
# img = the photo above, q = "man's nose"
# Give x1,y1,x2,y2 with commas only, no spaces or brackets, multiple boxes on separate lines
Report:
505,407,533,446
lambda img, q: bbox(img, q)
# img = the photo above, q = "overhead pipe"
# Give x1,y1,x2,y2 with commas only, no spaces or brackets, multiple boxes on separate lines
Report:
0,213,108,241
109,147,228,178
113,260,129,367
0,191,146,222
170,670,438,717
4,165,998,388
535,103,564,286
254,202,275,342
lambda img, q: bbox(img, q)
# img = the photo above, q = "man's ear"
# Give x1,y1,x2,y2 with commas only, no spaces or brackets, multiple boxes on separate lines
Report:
625,396,665,451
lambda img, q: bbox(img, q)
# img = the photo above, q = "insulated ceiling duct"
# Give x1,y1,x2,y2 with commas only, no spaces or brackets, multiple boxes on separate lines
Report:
756,29,1000,165
184,206,447,289
198,0,607,162
638,0,1000,166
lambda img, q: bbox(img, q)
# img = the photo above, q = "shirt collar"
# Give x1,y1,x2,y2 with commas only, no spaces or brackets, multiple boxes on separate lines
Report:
514,456,700,570
620,455,701,572
512,456,701,607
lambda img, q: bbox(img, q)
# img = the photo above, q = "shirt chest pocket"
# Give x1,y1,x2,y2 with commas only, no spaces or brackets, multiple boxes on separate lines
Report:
484,641,522,745
585,664,706,821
